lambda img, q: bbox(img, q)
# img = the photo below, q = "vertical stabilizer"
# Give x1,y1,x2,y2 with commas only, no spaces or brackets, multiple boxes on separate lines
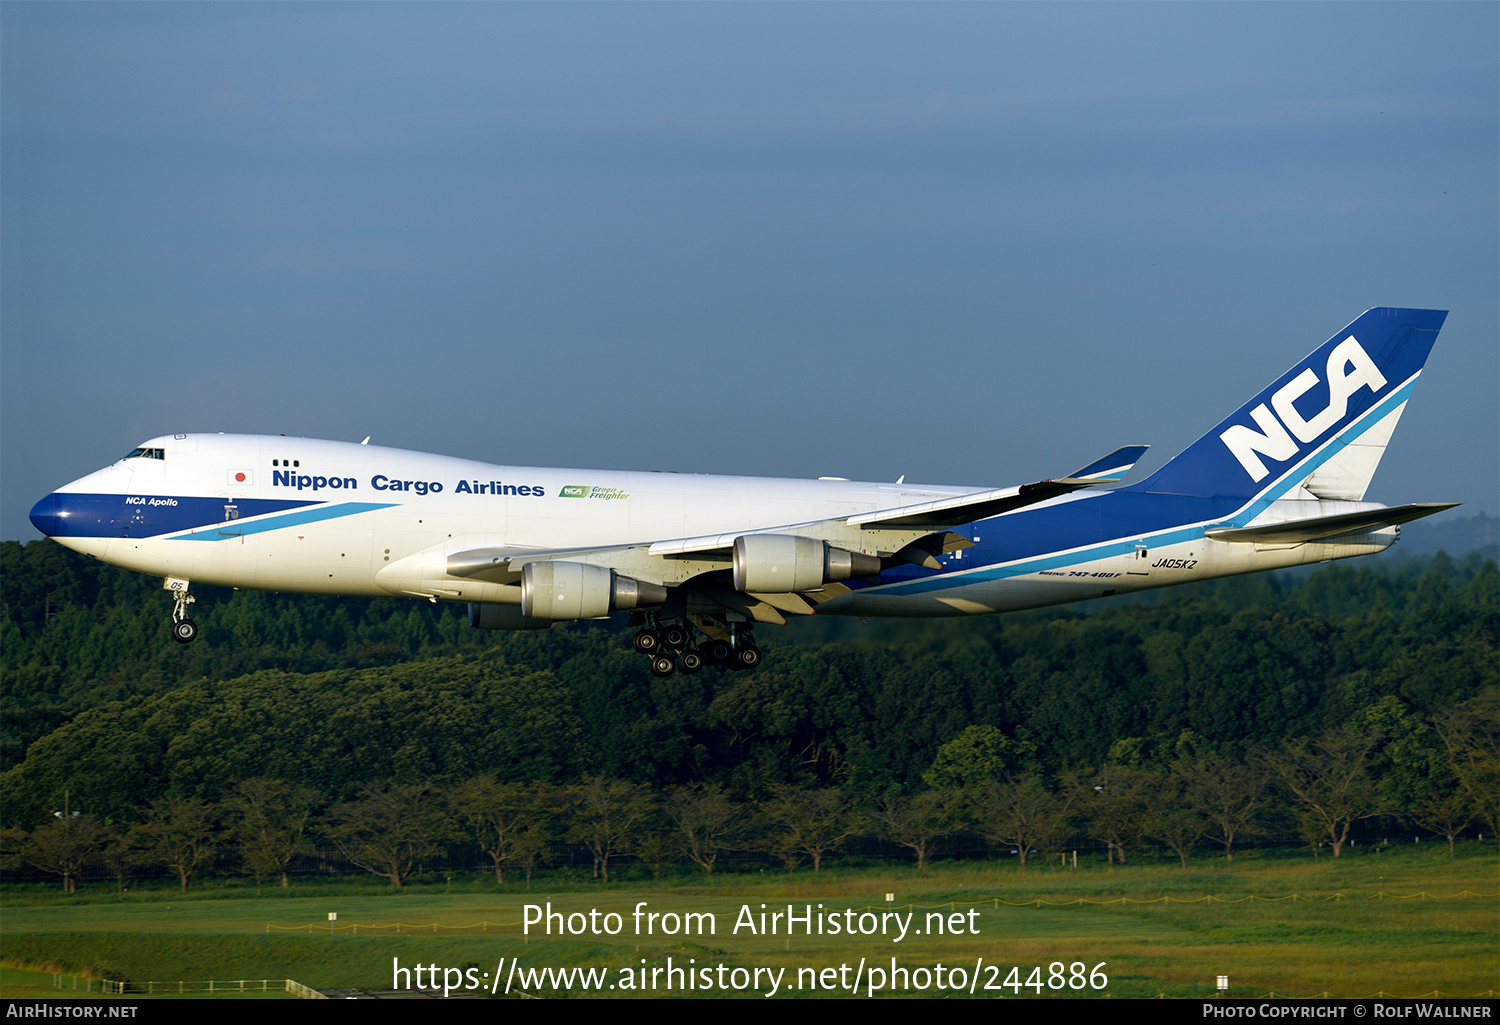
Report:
1131,308,1446,502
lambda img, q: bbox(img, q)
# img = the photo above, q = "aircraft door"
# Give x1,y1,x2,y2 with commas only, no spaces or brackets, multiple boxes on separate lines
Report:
1122,541,1152,578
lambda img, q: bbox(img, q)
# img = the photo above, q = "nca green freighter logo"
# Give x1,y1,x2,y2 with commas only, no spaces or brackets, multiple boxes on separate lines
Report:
560,485,630,500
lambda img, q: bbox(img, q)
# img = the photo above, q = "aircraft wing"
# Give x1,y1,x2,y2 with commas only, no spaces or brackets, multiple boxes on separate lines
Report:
848,444,1148,529
446,446,1149,602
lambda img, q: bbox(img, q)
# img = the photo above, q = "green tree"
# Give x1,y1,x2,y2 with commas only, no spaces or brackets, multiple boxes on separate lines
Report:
923,725,1037,790
227,778,316,891
1179,754,1266,863
1265,730,1387,857
665,784,744,878
21,812,109,893
132,798,217,893
1430,692,1499,849
1143,772,1203,867
327,781,450,888
974,774,1072,868
1067,764,1153,864
510,821,556,890
449,776,548,884
565,776,653,883
869,790,962,871
757,786,853,873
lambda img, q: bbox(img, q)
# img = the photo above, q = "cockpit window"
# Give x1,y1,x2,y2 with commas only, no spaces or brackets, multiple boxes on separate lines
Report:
123,447,165,460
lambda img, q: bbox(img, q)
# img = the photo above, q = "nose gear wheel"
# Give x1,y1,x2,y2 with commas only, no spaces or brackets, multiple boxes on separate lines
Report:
169,585,199,644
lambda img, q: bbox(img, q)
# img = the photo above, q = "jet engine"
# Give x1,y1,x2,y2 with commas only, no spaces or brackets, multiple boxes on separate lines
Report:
520,561,668,620
732,534,881,593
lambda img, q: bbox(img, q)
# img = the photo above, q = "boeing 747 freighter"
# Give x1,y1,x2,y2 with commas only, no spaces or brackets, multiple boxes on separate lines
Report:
30,308,1455,676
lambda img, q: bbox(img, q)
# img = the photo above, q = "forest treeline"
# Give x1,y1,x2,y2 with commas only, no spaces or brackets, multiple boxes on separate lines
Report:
1,540,1495,861
5,717,1497,896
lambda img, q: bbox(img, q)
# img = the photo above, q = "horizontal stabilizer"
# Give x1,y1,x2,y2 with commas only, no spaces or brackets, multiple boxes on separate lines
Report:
1069,445,1149,481
1205,502,1457,544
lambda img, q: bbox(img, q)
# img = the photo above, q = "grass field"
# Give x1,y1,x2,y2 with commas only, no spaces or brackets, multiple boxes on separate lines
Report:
2,845,1496,999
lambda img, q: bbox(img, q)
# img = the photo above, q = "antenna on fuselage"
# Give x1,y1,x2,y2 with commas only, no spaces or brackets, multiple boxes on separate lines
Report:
360,437,370,445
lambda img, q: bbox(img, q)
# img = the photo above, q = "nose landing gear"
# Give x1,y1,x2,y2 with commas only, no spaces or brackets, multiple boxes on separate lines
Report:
165,577,199,644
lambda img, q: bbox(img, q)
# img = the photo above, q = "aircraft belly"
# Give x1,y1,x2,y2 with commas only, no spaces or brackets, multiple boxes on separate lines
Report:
51,535,112,561
848,530,1399,619
821,575,1069,618
827,540,1214,618
178,524,381,596
88,537,198,582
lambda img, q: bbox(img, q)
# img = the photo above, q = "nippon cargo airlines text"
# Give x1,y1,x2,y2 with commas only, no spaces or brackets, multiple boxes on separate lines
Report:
271,469,545,496
28,307,1455,673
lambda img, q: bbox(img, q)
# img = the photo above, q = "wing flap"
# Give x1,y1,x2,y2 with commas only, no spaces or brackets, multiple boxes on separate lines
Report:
691,580,789,624
748,591,817,615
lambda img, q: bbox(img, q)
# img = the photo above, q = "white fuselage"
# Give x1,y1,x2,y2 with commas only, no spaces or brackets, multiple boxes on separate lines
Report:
35,433,1396,622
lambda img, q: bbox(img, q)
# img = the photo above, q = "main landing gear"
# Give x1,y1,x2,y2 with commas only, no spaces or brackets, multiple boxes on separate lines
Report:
633,616,760,678
165,577,199,644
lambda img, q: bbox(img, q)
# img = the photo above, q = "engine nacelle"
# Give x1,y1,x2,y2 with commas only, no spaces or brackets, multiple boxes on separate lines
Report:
467,603,553,631
732,534,881,593
520,561,668,620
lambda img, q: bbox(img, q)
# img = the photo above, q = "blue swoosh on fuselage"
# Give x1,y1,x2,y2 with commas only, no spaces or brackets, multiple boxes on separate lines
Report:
167,502,396,540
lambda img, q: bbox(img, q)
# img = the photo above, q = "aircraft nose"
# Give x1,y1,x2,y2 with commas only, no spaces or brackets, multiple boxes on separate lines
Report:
29,494,60,537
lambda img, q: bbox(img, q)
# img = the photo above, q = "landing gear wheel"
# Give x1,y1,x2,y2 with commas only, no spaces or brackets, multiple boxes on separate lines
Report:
633,629,661,654
649,654,677,678
662,625,690,650
731,644,761,671
699,640,731,666
677,649,704,675
167,582,198,643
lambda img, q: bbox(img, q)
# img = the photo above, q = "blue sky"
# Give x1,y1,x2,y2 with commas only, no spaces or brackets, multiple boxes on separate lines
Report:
4,2,1496,541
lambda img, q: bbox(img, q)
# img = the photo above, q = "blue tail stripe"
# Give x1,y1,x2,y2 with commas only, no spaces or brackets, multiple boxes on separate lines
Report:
1227,373,1419,526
